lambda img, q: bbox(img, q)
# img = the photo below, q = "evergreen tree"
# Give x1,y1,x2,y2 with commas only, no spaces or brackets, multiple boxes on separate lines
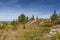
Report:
50,10,57,22
11,20,17,25
58,14,60,19
11,20,18,30
26,16,29,22
30,15,35,20
36,16,38,20
18,14,26,24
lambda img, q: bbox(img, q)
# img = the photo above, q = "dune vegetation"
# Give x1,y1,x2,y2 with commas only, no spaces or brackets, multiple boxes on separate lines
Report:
0,10,60,40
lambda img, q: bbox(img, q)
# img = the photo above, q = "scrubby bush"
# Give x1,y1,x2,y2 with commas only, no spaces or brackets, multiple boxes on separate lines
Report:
50,10,57,22
11,20,18,30
54,20,60,25
11,20,17,25
40,23,53,27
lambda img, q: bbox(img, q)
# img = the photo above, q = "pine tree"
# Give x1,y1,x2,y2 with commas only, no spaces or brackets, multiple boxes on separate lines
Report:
50,10,57,22
26,16,29,22
30,15,35,20
11,20,17,25
18,14,26,24
36,16,38,20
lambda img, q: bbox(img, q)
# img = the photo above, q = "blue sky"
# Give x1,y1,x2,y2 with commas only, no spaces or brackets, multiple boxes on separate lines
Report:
0,0,60,21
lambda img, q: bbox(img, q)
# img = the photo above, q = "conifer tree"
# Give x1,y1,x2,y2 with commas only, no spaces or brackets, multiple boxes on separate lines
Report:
30,15,35,20
18,14,26,24
36,16,38,20
50,10,57,22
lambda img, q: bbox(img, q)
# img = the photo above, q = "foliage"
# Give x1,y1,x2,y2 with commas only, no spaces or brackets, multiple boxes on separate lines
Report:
40,23,53,27
50,10,57,22
11,20,18,30
11,20,17,25
26,16,29,21
54,20,60,24
18,14,26,24
30,15,35,20
36,16,38,20
25,16,29,23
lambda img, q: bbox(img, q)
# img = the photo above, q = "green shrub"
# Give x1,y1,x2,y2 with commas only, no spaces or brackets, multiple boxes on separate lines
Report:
41,23,53,27
42,27,51,33
18,14,27,24
50,10,57,22
11,20,18,30
11,20,17,25
29,15,35,21
54,20,60,25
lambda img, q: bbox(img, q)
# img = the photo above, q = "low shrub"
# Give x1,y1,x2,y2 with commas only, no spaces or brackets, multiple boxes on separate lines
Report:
54,20,60,25
41,23,53,27
11,20,17,26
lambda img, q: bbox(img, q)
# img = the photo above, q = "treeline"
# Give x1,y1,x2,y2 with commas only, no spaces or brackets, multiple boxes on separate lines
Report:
50,10,60,25
11,14,35,25
11,10,60,25
0,10,60,32
10,14,35,30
